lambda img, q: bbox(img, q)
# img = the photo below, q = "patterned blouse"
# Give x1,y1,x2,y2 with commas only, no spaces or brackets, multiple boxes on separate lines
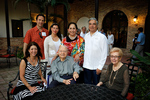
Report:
61,35,85,66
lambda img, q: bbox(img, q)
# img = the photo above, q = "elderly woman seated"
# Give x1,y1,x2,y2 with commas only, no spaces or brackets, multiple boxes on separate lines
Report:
49,45,83,88
97,47,129,97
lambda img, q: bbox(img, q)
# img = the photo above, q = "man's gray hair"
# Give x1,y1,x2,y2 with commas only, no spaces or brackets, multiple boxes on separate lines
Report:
88,18,98,26
82,26,86,29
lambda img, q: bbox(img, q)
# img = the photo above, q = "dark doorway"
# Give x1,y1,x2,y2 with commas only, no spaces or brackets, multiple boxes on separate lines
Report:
11,20,23,37
102,10,128,48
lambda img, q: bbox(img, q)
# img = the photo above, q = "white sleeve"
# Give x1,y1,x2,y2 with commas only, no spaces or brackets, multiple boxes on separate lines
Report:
97,36,108,70
44,37,50,65
111,35,114,44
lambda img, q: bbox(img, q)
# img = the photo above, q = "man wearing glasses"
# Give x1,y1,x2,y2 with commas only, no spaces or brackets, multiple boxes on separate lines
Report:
23,14,49,60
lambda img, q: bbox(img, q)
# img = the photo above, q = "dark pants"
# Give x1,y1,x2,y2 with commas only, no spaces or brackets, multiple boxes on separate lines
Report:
84,68,100,85
48,75,76,88
76,71,84,83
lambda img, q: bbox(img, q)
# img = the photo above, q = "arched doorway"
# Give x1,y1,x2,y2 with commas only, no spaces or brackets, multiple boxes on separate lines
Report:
102,10,128,48
77,17,89,30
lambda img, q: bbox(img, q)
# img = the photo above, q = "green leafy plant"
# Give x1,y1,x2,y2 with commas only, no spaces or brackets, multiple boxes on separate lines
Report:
130,49,150,99
17,47,24,59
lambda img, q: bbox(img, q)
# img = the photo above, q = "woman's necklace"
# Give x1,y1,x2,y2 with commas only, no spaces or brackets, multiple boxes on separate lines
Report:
109,69,118,86
69,35,77,40
109,62,122,86
51,35,58,41
30,57,36,66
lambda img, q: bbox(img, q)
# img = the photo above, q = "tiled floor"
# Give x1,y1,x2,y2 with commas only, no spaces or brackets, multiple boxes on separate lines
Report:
0,56,131,100
0,58,19,100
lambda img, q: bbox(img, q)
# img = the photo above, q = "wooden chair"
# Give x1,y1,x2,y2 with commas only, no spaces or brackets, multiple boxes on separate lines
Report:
125,63,140,100
0,46,19,67
7,62,47,100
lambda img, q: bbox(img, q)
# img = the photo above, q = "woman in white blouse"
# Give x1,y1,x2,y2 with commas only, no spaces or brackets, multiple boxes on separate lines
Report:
44,23,62,66
44,23,62,84
107,30,114,56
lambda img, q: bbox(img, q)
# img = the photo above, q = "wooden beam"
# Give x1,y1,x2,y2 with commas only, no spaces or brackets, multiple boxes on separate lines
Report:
144,0,150,53
64,5,67,37
5,0,10,48
95,0,99,20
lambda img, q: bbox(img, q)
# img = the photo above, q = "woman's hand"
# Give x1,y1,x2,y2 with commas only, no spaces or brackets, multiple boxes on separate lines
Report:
29,86,37,94
97,82,103,86
51,56,56,63
41,77,47,84
74,54,80,63
63,78,73,85
51,53,59,63
73,72,79,81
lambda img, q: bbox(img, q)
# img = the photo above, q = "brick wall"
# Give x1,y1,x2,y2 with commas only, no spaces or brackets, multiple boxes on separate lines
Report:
0,38,24,50
65,0,148,56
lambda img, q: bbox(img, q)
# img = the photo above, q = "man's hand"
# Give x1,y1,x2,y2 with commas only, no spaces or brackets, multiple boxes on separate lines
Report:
96,68,101,75
63,78,73,85
41,77,47,84
73,72,79,81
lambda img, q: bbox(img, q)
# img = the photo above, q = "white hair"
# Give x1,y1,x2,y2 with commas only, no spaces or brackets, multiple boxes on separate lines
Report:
88,18,98,26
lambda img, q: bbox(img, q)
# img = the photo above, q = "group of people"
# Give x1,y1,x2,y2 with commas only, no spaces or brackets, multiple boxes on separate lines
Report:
13,14,131,100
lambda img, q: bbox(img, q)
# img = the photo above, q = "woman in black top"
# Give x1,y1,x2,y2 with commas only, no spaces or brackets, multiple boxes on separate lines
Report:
97,47,129,97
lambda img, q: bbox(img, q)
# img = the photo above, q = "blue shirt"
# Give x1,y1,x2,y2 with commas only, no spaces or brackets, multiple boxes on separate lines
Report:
137,32,145,45
99,31,106,36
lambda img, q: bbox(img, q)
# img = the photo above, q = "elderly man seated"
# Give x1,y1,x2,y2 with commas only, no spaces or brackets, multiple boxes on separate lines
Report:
48,45,83,88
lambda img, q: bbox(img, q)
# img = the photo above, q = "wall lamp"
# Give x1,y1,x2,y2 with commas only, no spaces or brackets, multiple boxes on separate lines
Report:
133,16,138,22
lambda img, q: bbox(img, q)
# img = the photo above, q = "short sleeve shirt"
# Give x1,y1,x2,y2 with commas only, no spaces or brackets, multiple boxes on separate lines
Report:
137,32,145,45
24,26,49,59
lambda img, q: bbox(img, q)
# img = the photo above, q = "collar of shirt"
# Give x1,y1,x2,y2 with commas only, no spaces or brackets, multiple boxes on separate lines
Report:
87,30,99,37
34,26,45,32
56,56,70,62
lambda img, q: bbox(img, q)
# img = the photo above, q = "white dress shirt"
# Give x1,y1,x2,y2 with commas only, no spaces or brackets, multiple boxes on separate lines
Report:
83,30,108,70
107,34,114,44
80,32,86,38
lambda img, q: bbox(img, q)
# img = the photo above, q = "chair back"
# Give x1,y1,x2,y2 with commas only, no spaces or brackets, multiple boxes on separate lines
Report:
7,46,19,55
37,62,48,79
127,63,140,95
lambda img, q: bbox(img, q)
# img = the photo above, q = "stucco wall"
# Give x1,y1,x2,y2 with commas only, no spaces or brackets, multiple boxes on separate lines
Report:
0,0,54,48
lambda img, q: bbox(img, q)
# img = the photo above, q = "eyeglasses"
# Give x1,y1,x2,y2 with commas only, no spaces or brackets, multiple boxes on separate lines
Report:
39,32,43,38
110,56,120,59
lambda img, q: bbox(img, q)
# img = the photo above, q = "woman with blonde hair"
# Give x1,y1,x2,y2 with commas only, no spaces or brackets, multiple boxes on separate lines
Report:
97,47,129,97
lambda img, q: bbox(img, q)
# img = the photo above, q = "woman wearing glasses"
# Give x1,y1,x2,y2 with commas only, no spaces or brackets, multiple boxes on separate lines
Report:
97,47,129,97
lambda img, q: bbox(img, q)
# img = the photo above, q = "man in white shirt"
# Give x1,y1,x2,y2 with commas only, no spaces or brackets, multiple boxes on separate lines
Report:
80,26,87,38
83,18,107,85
